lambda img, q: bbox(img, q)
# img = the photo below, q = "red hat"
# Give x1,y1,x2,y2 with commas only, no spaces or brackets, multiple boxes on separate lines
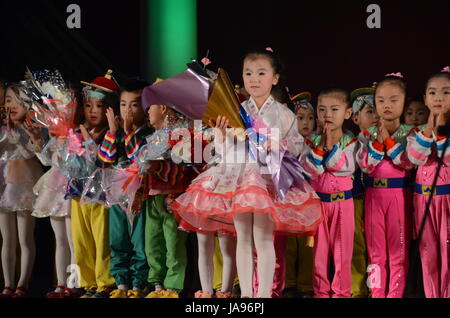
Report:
80,69,119,93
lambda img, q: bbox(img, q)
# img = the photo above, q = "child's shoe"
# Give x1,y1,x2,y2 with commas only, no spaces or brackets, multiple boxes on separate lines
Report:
215,291,231,298
0,287,14,298
159,290,179,298
127,290,144,298
80,289,96,298
194,290,212,298
109,289,128,298
11,287,29,298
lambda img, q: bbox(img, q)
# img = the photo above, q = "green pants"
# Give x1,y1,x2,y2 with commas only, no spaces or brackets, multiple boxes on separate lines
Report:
109,204,148,289
145,195,187,291
351,197,369,297
285,236,313,292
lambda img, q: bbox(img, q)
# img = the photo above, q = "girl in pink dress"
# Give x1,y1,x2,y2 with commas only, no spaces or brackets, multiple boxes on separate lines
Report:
171,48,322,298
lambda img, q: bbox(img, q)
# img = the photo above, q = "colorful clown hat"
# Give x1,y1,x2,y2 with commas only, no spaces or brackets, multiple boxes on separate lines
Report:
80,69,119,93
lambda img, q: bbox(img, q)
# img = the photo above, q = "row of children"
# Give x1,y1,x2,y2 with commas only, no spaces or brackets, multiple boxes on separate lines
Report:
0,49,448,298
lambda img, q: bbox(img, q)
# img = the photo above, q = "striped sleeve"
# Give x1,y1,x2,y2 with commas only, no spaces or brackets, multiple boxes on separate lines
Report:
302,146,326,179
324,139,357,177
125,131,145,161
356,130,384,174
98,131,117,163
406,130,432,166
435,136,450,166
153,161,183,185
384,136,414,170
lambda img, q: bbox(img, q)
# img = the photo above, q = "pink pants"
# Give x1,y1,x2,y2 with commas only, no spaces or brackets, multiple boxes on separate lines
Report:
365,187,412,298
312,199,354,298
253,235,287,298
414,193,450,298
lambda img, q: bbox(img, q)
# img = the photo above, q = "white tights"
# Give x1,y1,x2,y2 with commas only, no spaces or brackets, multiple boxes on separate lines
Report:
0,210,36,289
234,212,275,298
50,216,73,287
197,232,237,294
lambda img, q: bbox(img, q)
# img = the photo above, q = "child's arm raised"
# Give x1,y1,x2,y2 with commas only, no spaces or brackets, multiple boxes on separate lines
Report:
98,107,118,163
324,137,358,177
356,128,385,174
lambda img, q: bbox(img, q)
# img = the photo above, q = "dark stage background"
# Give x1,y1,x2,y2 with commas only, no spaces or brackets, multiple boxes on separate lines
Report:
0,0,448,297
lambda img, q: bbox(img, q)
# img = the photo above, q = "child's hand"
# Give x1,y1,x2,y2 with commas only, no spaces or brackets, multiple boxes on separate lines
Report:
376,119,389,144
209,115,229,143
317,123,327,151
106,107,119,135
325,125,339,151
436,111,447,132
79,124,92,142
123,107,133,134
423,112,436,137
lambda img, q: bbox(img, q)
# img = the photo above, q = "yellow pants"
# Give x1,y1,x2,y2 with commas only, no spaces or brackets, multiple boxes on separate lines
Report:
213,237,239,290
285,236,313,292
71,198,114,292
351,197,369,297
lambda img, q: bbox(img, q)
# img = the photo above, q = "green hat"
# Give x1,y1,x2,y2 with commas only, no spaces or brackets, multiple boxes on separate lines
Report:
350,86,375,114
291,91,313,113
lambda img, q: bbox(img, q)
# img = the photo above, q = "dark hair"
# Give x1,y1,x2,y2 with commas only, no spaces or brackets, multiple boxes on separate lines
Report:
375,75,407,96
425,71,450,90
318,87,350,108
242,48,286,100
120,78,149,94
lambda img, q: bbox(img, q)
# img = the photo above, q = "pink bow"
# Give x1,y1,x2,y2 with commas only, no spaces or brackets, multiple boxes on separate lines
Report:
67,129,85,156
201,57,211,66
385,72,404,78
441,66,450,73
265,47,274,53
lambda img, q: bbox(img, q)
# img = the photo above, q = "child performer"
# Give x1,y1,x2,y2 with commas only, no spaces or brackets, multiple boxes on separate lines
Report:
284,91,315,298
350,86,379,298
66,70,118,298
357,72,415,298
406,66,450,298
172,48,322,298
0,83,44,298
302,88,357,298
98,79,152,298
404,97,429,127
136,83,193,298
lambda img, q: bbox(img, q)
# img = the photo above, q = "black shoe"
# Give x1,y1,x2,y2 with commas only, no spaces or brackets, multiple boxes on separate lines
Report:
80,289,96,298
231,285,241,298
92,291,110,298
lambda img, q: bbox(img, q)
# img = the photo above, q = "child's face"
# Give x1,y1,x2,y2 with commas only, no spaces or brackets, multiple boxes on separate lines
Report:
5,88,27,122
242,57,279,101
375,83,405,121
425,77,450,116
352,104,379,130
83,97,108,128
296,107,315,137
404,101,429,126
120,91,145,127
317,95,352,131
147,104,166,127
